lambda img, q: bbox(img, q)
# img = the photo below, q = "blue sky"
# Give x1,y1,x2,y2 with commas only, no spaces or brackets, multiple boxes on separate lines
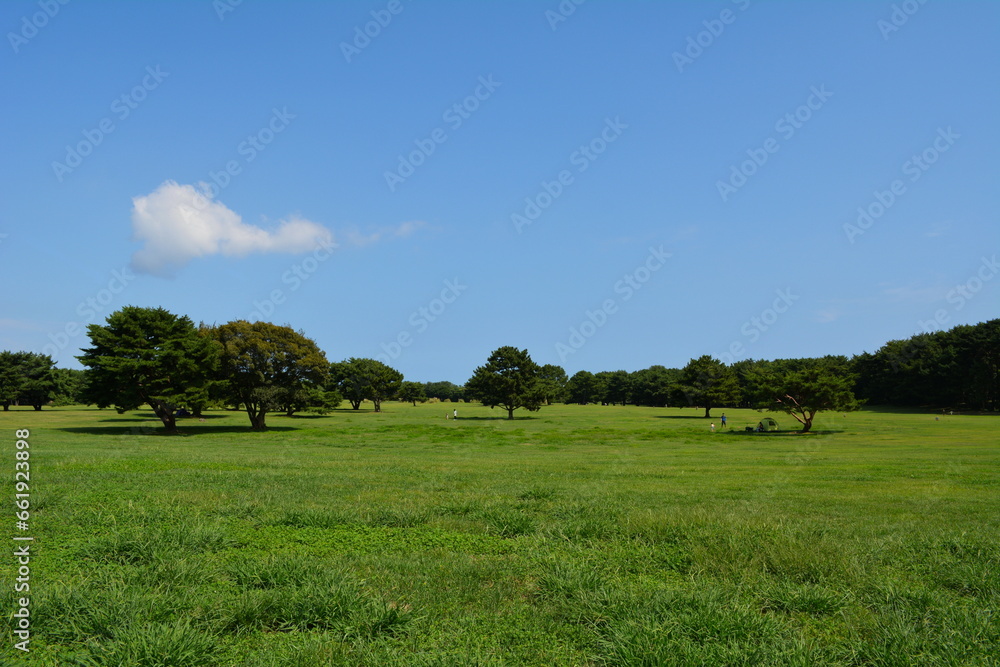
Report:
2,0,997,384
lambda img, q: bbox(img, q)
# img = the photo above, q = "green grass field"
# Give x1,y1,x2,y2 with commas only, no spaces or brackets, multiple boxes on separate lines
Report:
2,403,998,666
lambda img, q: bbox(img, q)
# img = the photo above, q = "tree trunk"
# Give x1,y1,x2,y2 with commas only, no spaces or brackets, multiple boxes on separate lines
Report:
2,404,8,411
244,402,267,430
32,404,42,411
704,406,711,418
250,410,267,431
791,408,817,433
148,399,177,434
350,399,362,410
507,407,514,420
799,411,815,433
162,412,177,434
373,399,382,413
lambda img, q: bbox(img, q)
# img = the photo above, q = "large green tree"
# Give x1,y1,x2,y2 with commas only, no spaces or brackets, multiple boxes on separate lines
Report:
78,307,219,433
677,355,740,418
360,359,404,412
398,381,427,406
756,357,862,432
214,321,329,430
0,351,58,411
330,358,404,412
17,353,58,410
465,346,544,419
329,360,364,410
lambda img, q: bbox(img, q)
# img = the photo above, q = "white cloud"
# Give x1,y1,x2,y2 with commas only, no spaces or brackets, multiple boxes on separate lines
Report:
393,220,425,238
130,181,334,276
340,220,427,248
880,284,947,304
924,221,952,238
813,308,842,324
341,228,384,248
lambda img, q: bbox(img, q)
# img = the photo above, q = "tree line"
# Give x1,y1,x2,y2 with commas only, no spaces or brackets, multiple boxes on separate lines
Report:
0,307,995,432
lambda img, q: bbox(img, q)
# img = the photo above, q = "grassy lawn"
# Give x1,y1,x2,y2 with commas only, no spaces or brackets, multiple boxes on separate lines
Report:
2,404,998,665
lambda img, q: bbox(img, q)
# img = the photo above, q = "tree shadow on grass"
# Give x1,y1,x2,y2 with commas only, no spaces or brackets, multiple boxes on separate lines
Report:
722,429,846,437
653,415,711,419
271,414,329,420
59,425,298,437
447,416,540,421
94,412,230,423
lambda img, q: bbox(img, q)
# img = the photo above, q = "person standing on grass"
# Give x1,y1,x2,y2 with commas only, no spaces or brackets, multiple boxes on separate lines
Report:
711,423,715,432
721,413,727,428
453,408,458,420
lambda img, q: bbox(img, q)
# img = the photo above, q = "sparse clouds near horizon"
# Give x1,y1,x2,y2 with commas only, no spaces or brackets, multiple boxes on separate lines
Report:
130,181,334,277
339,220,427,248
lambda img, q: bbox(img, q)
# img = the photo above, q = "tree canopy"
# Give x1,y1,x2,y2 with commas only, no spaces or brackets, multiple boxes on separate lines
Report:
330,358,404,412
853,319,999,411
754,357,862,432
213,321,329,430
0,351,58,411
597,370,632,406
423,381,465,402
78,306,219,433
359,359,404,412
51,368,87,406
677,355,741,418
398,381,427,406
566,370,604,405
465,346,544,419
279,385,342,417
537,364,568,405
630,365,679,407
